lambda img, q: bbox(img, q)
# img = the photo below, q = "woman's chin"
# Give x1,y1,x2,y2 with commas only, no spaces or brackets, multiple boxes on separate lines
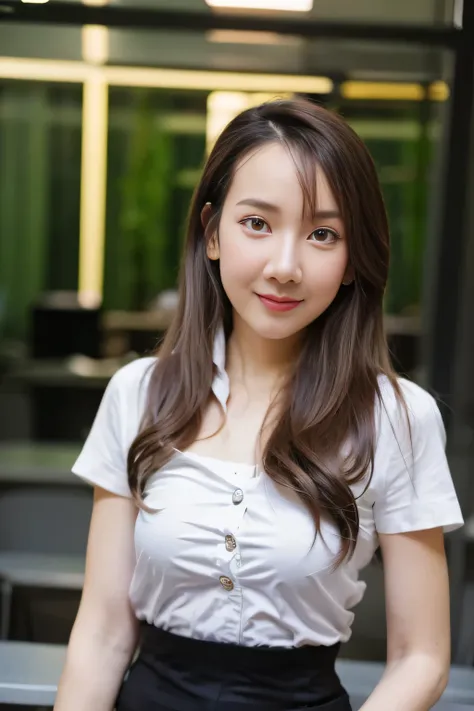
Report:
240,315,305,343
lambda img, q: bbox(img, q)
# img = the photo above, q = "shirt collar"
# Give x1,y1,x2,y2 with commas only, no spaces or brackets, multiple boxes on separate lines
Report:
211,324,230,411
212,323,227,374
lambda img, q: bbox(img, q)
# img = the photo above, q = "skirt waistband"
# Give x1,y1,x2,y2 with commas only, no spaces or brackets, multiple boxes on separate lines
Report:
116,626,351,711
140,624,341,671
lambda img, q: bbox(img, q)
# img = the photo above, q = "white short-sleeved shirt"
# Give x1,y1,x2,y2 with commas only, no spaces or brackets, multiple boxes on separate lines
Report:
72,327,464,648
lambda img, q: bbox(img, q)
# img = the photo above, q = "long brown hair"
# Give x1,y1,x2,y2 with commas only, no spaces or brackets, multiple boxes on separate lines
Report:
128,98,404,565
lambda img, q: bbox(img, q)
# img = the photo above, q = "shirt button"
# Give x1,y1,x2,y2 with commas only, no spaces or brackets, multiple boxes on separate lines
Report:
225,534,236,552
232,488,244,505
219,575,234,591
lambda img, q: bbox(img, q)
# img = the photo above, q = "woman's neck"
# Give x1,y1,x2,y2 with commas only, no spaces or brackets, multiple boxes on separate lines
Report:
225,315,301,387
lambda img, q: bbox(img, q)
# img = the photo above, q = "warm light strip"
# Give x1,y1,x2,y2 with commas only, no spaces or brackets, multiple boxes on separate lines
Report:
78,71,108,308
0,57,90,82
342,81,426,101
0,57,332,94
341,80,450,102
104,66,333,94
206,0,313,10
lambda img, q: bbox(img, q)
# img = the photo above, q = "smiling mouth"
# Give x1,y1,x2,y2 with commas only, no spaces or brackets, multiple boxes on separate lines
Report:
256,294,303,312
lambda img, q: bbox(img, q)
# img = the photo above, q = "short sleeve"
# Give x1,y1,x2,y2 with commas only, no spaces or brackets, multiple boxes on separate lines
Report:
373,380,464,535
71,357,155,498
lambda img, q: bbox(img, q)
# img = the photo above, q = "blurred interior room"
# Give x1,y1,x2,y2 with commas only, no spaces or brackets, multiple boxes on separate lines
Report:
0,0,473,708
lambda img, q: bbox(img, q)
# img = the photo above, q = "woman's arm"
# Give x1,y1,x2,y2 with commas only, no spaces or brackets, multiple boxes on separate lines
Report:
54,486,140,711
359,527,451,711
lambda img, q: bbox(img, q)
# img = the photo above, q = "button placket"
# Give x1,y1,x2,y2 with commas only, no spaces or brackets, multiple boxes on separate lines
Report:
214,478,252,581
215,529,238,572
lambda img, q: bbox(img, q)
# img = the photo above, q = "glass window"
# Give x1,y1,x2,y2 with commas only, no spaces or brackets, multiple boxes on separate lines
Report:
341,99,443,317
0,81,82,341
104,87,208,311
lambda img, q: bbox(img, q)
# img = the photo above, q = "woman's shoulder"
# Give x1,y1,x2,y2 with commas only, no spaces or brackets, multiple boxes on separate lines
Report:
377,373,441,420
103,356,158,428
376,374,446,449
109,355,157,396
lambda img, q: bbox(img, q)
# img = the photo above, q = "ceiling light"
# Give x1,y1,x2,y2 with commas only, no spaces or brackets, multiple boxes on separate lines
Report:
20,0,50,4
205,0,313,11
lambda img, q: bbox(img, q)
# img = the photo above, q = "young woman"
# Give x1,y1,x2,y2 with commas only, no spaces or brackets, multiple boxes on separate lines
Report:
55,98,463,711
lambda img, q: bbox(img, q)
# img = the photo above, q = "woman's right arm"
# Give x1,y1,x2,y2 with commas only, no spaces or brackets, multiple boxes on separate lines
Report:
54,486,140,711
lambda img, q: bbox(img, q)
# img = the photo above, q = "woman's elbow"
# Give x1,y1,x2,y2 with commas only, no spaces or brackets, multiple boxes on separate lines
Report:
422,655,450,705
434,662,450,699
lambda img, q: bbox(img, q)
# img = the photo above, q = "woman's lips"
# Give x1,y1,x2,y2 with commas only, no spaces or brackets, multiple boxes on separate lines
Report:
256,294,303,312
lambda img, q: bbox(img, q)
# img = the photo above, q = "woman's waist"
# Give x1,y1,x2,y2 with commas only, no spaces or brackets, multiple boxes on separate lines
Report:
131,625,348,709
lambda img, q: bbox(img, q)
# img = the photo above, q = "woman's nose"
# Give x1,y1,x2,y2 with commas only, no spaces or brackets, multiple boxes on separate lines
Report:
263,236,303,284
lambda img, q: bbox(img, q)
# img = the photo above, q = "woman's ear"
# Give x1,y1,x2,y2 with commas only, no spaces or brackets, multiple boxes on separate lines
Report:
201,202,212,229
206,233,220,261
202,202,220,260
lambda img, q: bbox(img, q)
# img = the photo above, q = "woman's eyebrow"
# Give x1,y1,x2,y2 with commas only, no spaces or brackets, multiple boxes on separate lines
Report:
236,198,281,212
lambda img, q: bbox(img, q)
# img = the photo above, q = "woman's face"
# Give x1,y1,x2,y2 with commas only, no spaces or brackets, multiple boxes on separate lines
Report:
206,141,352,342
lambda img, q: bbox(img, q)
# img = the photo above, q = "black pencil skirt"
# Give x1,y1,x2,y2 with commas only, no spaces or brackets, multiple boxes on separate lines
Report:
115,625,352,711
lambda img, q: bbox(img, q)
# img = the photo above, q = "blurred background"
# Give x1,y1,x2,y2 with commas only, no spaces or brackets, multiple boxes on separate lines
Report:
0,0,473,707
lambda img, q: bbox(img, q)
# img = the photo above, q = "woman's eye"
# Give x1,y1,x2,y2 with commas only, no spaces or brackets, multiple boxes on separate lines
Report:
308,227,339,244
241,217,270,233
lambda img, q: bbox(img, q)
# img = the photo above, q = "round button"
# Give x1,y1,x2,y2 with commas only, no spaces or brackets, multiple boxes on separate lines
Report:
225,534,237,552
232,488,244,505
219,575,234,592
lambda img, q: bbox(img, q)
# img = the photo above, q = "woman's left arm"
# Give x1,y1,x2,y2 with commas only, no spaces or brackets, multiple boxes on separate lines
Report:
359,527,451,711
